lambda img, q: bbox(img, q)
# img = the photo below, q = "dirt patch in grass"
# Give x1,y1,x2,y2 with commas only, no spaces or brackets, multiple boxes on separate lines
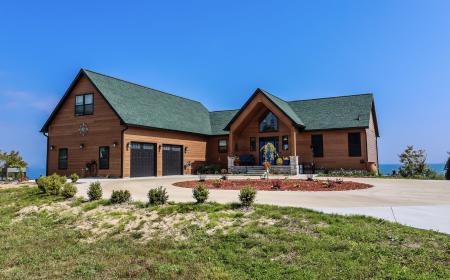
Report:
174,179,373,191
13,200,279,243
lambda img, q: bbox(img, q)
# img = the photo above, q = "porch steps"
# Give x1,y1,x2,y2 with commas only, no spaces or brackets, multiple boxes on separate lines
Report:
230,166,265,175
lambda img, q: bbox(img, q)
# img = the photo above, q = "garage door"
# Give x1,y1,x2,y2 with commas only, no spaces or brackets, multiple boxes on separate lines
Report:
130,142,156,177
162,144,183,176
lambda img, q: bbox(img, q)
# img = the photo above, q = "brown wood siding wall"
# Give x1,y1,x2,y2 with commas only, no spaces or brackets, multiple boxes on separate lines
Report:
296,129,368,170
366,111,378,164
206,136,229,168
123,127,208,177
47,75,124,177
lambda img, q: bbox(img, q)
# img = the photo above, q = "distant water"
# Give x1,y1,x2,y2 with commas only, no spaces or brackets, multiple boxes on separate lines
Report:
379,163,446,175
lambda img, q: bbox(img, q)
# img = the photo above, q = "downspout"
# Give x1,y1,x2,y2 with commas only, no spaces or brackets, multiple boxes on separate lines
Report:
120,125,129,178
42,132,49,176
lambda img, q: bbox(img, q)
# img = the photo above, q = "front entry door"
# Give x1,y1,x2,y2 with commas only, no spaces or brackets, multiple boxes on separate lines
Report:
162,144,183,176
259,137,279,165
130,142,156,177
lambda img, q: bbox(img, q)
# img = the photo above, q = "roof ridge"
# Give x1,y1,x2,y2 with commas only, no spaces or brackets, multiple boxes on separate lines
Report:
288,93,373,103
82,68,207,106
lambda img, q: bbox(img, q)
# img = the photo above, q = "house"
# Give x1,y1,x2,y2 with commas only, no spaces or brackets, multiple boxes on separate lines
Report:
41,69,379,177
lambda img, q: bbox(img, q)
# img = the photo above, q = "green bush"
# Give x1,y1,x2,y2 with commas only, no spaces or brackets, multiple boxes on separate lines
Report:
61,183,77,198
148,186,169,205
70,173,79,183
110,190,131,204
87,181,102,201
193,184,209,203
36,173,66,195
445,153,450,180
36,176,50,193
239,185,257,207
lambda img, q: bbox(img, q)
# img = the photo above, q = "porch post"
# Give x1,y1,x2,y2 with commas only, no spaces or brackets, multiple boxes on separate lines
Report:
290,127,297,156
228,131,234,156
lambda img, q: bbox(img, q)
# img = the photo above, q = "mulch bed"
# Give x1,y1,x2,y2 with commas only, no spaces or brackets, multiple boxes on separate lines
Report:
173,179,373,192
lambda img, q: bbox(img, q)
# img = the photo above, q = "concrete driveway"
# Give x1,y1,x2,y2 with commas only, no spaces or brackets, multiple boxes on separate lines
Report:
76,175,450,234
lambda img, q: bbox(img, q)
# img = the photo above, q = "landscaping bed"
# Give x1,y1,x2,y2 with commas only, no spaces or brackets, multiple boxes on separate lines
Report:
173,179,373,191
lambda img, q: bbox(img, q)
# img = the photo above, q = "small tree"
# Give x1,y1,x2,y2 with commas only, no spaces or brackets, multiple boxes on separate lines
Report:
239,185,257,207
445,152,450,180
193,184,209,203
398,145,431,177
87,181,102,201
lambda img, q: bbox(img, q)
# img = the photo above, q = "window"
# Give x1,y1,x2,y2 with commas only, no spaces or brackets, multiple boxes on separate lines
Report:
58,148,68,170
282,135,289,151
259,111,278,132
218,139,227,153
311,135,323,157
75,93,93,116
348,132,361,157
99,146,110,169
250,137,256,151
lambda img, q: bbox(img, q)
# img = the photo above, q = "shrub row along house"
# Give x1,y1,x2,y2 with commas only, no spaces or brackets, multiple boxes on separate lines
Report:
41,69,379,177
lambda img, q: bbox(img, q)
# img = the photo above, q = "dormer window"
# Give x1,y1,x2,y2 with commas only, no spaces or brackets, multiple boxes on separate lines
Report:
259,111,278,132
75,93,93,116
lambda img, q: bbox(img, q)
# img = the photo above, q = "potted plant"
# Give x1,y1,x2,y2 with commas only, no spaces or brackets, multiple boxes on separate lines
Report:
283,156,290,165
233,156,241,166
276,156,283,165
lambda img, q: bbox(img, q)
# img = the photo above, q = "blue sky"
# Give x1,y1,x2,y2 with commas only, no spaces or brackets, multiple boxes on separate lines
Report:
1,1,449,174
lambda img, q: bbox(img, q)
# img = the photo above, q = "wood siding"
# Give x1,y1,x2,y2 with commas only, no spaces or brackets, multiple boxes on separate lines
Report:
123,127,208,177
47,75,124,177
296,129,368,170
206,136,229,168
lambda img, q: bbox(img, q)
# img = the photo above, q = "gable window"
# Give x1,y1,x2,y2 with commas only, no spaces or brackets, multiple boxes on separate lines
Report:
282,135,289,151
218,139,227,153
75,93,94,116
348,132,361,157
250,137,256,151
311,135,323,157
99,146,110,169
58,148,68,170
259,112,278,132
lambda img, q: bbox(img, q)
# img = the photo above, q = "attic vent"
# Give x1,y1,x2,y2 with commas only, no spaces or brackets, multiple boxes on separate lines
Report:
356,114,361,121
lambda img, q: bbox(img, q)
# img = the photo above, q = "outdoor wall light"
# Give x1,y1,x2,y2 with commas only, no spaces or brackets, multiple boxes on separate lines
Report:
126,142,130,151
158,144,162,151
113,142,118,148
80,144,84,149
184,146,188,153
50,145,55,151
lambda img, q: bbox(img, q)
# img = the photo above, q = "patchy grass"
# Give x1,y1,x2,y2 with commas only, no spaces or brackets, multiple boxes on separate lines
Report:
0,186,449,279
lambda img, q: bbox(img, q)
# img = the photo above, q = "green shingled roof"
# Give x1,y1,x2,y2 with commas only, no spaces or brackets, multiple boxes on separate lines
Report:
288,94,374,131
41,69,377,136
259,89,304,126
84,70,213,135
209,110,239,135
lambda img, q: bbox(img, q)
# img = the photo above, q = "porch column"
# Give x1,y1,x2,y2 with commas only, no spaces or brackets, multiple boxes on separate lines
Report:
290,127,297,156
228,131,234,156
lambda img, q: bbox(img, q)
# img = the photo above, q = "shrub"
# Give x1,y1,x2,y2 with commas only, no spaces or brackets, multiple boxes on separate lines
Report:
271,179,282,190
36,176,50,193
36,173,66,195
193,184,209,203
322,180,336,188
110,190,131,204
445,153,450,180
148,186,169,205
399,145,431,177
212,179,223,188
87,181,102,201
61,183,77,198
239,185,257,207
220,175,228,180
70,173,79,183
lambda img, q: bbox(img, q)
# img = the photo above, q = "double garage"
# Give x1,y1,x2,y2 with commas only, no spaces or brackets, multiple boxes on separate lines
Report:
129,142,183,177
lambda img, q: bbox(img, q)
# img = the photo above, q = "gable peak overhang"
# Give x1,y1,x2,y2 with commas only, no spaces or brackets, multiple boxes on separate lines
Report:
223,88,305,131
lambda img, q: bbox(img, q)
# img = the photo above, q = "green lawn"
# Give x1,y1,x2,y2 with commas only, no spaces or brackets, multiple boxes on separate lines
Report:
0,186,449,279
